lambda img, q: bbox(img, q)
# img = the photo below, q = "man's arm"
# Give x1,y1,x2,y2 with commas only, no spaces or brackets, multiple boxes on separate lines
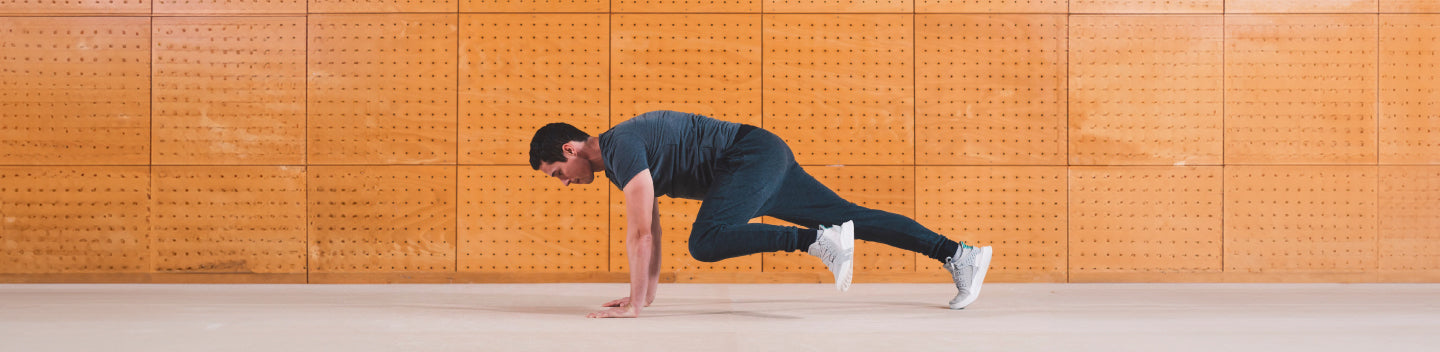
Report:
587,169,656,318
647,197,662,304
600,195,663,308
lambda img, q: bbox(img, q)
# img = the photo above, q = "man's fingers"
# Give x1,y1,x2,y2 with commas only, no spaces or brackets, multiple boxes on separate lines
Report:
586,307,636,318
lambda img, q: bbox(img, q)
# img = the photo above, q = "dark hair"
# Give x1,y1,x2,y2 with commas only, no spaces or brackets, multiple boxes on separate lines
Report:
529,123,591,170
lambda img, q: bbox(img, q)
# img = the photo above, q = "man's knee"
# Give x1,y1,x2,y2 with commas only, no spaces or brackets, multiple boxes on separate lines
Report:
688,223,726,263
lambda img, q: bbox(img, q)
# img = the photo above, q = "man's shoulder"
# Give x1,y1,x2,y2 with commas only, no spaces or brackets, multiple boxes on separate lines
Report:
606,110,686,136
623,110,684,124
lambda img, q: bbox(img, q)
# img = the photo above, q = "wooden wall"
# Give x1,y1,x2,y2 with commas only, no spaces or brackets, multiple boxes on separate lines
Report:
1,1,1437,283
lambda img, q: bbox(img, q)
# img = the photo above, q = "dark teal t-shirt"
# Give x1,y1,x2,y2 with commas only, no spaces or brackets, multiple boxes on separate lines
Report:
599,110,741,200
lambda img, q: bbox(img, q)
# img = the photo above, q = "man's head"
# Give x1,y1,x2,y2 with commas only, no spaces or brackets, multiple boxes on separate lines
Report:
530,123,596,186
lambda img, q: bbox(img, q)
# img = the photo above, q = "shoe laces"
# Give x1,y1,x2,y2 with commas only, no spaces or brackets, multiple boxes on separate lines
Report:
946,249,973,273
810,227,839,266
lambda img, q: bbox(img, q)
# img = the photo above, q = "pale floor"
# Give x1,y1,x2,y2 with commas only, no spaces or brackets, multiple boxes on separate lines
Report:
2,283,1437,352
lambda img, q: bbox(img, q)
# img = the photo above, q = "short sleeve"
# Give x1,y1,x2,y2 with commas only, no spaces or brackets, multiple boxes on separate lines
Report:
602,131,648,191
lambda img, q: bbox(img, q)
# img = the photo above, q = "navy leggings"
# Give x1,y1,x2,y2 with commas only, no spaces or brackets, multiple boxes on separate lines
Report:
686,127,957,263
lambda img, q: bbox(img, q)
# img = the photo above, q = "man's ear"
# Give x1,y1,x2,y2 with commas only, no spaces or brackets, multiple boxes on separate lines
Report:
562,142,574,157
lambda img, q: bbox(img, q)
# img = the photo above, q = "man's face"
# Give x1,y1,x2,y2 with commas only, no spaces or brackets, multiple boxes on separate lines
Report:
539,144,595,186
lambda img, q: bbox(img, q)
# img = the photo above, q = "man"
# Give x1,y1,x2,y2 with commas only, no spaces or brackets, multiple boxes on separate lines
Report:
530,110,992,318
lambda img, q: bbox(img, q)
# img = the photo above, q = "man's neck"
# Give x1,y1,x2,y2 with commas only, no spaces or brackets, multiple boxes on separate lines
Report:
584,136,605,171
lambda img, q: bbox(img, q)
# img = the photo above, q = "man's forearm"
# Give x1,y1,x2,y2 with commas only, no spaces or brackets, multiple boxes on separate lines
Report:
627,229,655,313
647,202,662,302
647,232,661,300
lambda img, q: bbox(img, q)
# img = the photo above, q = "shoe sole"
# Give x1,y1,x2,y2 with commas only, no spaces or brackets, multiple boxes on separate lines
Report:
950,246,992,309
836,220,855,292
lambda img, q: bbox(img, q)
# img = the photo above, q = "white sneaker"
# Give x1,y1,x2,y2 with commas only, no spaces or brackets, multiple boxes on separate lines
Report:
808,220,855,292
944,245,992,309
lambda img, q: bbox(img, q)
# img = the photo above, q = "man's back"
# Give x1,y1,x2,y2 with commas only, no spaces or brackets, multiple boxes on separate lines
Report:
599,110,742,200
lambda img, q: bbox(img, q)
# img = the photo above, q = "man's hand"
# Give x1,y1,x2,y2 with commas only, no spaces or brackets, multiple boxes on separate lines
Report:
587,305,639,318
601,296,652,308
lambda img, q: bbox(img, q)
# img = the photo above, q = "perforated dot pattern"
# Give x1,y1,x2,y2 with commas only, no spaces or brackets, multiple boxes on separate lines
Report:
1071,0,1221,13
1225,166,1378,275
1070,167,1222,280
1379,166,1440,277
460,166,607,272
916,0,1066,13
612,14,761,126
460,0,606,12
153,17,306,165
764,166,914,273
917,14,1067,165
765,0,910,13
308,166,456,273
1227,0,1379,14
0,0,150,14
153,0,303,14
0,17,150,165
765,14,913,165
153,166,306,273
0,167,150,273
310,0,456,13
614,0,759,13
1069,15,1223,165
4,6,1440,284
917,166,1067,282
308,14,457,165
1380,15,1440,164
460,14,607,165
1225,15,1377,164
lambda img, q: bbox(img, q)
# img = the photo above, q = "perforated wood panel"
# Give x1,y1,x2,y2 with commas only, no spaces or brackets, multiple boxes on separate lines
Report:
0,0,150,14
1225,15,1377,165
765,14,913,165
311,0,456,13
153,0,304,14
308,166,456,273
153,17,306,165
764,166,915,275
1380,15,1440,165
1069,15,1223,165
1070,0,1222,13
308,14,457,165
460,166,607,272
0,167,150,273
1384,0,1440,12
0,17,150,165
153,166,306,273
917,0,1066,13
612,14,761,126
916,14,1067,165
1379,166,1440,281
7,3,1440,284
1069,166,1222,282
1225,166,1378,281
609,192,764,273
459,14,608,165
1227,0,1378,13
614,0,759,13
460,0,606,12
916,166,1067,282
765,0,910,13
